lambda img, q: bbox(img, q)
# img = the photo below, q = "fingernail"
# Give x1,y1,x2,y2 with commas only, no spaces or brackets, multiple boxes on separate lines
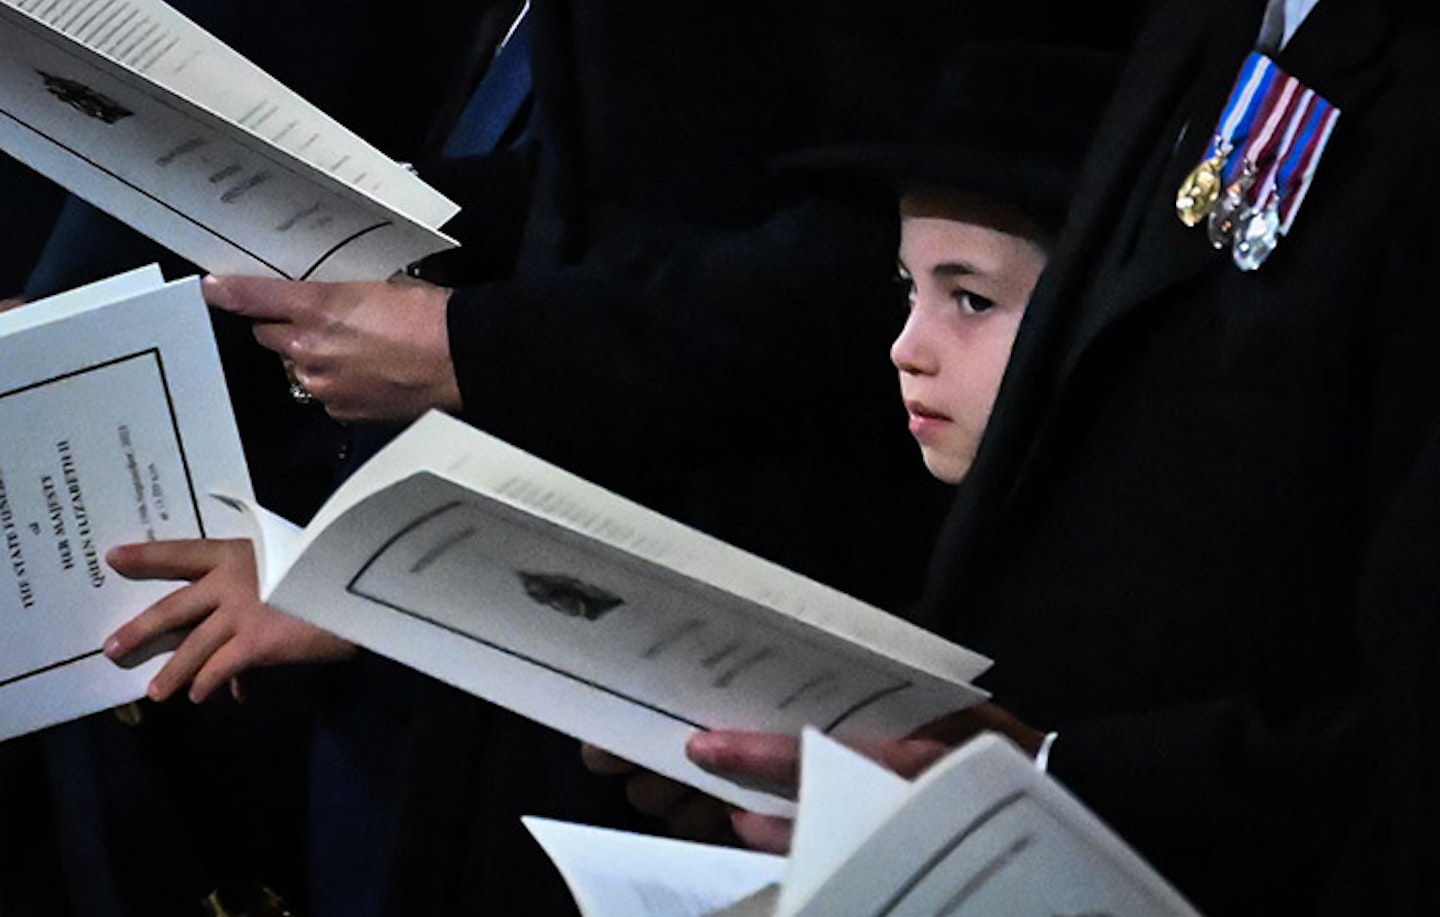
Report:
103,636,122,659
146,681,164,701
688,732,725,761
200,275,225,302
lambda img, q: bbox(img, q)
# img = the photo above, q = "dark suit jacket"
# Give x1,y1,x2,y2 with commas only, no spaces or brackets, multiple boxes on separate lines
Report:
914,0,1440,913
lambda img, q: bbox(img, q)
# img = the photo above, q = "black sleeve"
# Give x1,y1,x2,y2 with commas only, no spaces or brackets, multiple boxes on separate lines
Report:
412,143,538,288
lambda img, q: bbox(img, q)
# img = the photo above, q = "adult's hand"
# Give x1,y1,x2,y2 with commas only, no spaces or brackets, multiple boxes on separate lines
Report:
579,744,737,844
685,703,1048,853
203,273,461,422
579,724,963,855
680,730,950,853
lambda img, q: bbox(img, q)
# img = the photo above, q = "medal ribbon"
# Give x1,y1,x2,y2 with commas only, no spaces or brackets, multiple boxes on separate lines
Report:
1178,51,1342,260
1246,85,1314,217
1206,53,1277,178
1277,97,1340,233
1245,77,1305,179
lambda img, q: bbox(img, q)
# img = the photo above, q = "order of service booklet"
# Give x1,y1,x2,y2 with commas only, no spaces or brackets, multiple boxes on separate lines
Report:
524,729,1204,917
214,410,993,816
0,0,458,281
0,265,252,740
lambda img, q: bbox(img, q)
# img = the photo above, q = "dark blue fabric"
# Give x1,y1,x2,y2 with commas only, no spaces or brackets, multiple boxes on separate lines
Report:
440,11,533,159
306,656,419,917
0,157,63,296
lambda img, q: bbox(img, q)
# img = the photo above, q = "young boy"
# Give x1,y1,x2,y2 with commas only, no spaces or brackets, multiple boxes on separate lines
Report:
791,38,1115,486
584,39,1122,846
892,189,1047,484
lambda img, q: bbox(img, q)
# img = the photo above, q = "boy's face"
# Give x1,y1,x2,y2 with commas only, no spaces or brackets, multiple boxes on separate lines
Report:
893,189,1048,484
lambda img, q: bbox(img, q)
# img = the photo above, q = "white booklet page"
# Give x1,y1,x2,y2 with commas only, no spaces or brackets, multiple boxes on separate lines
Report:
525,730,1204,917
0,0,458,280
214,411,991,816
0,266,252,739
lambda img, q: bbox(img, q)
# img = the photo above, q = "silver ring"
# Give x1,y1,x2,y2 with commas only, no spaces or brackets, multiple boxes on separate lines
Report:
282,358,314,404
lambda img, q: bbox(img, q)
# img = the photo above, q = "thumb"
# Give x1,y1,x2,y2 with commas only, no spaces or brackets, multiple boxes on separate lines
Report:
202,274,315,323
855,736,952,779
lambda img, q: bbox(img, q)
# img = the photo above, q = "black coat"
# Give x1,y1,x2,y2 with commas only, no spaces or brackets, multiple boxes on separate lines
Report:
916,0,1440,913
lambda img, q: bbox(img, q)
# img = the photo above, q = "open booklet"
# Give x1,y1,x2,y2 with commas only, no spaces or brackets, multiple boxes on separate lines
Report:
524,729,1204,917
0,0,458,281
215,410,992,816
0,266,252,740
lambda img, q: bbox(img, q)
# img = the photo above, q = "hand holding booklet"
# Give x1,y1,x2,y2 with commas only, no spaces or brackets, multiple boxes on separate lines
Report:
217,410,992,815
524,729,1203,917
0,266,251,739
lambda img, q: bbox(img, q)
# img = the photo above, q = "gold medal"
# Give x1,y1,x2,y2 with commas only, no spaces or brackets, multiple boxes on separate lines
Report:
1175,144,1230,227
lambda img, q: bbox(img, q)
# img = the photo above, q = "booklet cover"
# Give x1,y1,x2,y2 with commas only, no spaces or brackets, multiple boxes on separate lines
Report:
0,266,252,739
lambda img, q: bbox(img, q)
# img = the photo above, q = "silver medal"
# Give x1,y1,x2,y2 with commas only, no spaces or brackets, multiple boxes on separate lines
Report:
1207,162,1256,250
1231,199,1281,271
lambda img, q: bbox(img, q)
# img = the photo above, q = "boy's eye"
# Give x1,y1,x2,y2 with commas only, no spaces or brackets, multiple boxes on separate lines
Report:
956,291,996,316
894,270,917,308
